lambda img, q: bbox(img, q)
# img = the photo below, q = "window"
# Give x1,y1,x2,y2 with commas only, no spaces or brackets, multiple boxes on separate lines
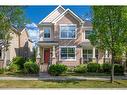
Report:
83,49,93,62
60,24,76,39
60,46,76,60
44,27,51,38
85,30,92,39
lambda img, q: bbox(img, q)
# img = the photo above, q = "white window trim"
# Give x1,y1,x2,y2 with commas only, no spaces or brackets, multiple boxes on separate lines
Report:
43,27,51,39
59,24,77,39
59,46,76,61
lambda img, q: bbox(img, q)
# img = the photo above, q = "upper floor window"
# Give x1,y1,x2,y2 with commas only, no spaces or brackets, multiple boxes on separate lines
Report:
60,24,77,39
85,30,92,39
44,27,51,38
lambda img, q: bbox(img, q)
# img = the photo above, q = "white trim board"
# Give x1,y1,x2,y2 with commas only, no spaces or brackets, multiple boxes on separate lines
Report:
52,9,84,24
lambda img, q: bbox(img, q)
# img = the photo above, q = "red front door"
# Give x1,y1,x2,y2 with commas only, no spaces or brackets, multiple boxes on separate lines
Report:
44,48,50,64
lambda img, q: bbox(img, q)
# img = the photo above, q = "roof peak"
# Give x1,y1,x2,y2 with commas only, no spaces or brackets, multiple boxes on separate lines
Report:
39,5,65,24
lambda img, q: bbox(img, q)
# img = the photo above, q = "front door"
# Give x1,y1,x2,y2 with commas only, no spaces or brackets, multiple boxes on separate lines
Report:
44,48,50,64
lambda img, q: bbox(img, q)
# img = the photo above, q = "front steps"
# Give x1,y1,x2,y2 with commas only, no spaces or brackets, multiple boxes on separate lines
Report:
40,64,49,72
39,64,50,77
39,72,50,78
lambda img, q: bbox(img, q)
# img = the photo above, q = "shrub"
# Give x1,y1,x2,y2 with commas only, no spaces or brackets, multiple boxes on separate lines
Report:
87,63,100,72
9,64,19,72
74,64,87,73
11,56,25,70
48,64,67,76
114,64,124,74
102,63,111,73
24,60,39,74
67,67,74,72
0,68,4,74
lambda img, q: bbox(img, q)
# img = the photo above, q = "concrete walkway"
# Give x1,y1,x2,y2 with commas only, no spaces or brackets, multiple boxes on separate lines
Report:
0,75,127,81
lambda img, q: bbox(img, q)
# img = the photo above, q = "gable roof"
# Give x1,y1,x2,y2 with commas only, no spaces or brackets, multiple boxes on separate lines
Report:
39,5,65,24
52,8,84,24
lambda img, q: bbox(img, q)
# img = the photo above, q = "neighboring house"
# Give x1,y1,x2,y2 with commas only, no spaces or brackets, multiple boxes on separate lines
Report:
0,27,33,68
37,6,110,71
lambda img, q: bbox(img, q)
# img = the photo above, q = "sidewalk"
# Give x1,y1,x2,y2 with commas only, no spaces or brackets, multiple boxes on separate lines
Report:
0,75,127,81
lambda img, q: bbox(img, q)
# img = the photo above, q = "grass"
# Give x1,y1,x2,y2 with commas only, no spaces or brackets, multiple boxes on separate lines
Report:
0,71,38,77
0,80,127,88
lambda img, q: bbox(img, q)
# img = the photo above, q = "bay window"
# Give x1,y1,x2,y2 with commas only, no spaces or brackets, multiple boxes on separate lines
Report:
60,24,76,39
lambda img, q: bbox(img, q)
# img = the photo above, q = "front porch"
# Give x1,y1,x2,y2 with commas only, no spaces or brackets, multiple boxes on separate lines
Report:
36,41,58,72
80,42,111,64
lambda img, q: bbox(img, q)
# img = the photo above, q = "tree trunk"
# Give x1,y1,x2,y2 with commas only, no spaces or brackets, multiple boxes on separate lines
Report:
111,51,115,83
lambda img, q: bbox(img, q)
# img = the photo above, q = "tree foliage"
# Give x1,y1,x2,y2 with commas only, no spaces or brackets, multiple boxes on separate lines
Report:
89,6,127,82
0,6,27,49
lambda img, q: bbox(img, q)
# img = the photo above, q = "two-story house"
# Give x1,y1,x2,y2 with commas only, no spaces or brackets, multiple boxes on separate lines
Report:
36,6,110,71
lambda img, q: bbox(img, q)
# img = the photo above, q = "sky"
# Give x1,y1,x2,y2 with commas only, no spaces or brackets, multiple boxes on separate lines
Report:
24,6,91,42
24,6,91,24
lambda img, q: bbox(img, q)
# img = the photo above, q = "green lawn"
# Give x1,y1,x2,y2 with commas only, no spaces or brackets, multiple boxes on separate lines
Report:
0,80,127,88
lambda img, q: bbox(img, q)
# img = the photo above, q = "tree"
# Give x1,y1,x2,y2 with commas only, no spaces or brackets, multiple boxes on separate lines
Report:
0,6,27,67
89,6,127,83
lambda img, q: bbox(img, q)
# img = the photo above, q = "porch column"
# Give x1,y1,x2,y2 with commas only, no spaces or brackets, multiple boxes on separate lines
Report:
52,46,56,64
52,45,56,58
80,47,83,64
92,47,96,62
36,46,41,65
105,50,110,63
105,50,108,58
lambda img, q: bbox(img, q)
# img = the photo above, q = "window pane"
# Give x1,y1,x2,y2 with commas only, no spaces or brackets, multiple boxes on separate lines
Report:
60,25,76,38
85,30,92,39
61,48,67,53
61,48,67,59
68,48,75,53
83,55,87,59
88,50,92,54
68,54,75,59
61,31,67,38
83,49,87,54
88,54,92,58
44,33,50,38
68,31,75,38
61,54,67,59
44,28,50,38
